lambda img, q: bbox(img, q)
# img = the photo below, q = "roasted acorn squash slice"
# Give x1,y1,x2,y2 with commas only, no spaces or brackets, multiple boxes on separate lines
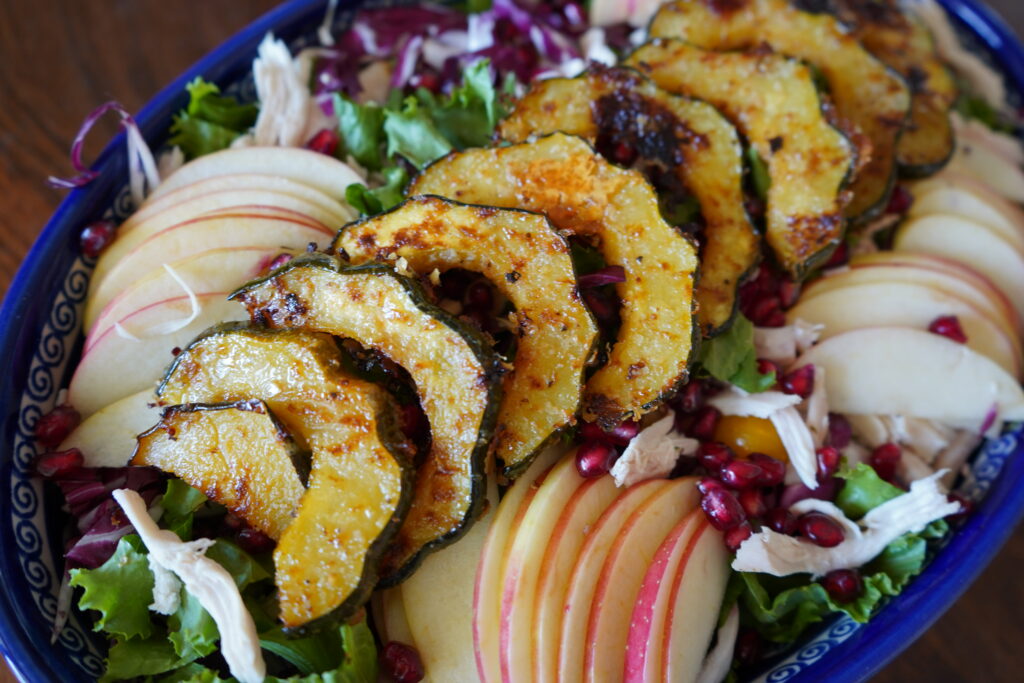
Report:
627,40,856,278
832,0,957,176
409,133,699,428
336,195,598,479
232,254,502,583
133,400,307,541
648,0,911,221
498,65,759,337
157,325,412,630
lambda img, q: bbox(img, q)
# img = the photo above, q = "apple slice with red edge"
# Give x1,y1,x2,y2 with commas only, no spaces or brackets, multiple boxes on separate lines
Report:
910,171,1024,249
473,444,569,683
584,477,701,682
661,521,731,683
623,510,703,682
59,389,160,468
793,327,1024,432
531,474,621,682
68,295,247,416
85,214,330,327
788,280,1021,378
947,133,1024,203
557,479,672,683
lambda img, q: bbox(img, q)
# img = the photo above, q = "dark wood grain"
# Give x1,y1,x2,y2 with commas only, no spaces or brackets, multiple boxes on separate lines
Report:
0,1,1022,682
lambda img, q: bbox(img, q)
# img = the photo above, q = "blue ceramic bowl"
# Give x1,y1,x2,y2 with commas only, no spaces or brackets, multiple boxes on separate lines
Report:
1,1,1022,681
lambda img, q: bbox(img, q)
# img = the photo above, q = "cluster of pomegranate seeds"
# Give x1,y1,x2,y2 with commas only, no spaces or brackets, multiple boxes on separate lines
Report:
928,315,968,343
869,442,902,483
35,448,85,478
304,128,340,156
822,568,863,602
79,220,116,259
780,364,815,399
34,404,81,448
686,405,722,441
574,418,640,478
737,262,798,327
796,511,845,548
381,641,425,683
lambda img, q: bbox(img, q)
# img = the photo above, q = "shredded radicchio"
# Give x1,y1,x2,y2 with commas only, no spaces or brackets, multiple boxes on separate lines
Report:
577,265,627,289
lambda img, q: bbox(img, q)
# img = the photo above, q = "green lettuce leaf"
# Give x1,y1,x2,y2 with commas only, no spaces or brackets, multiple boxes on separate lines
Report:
162,479,208,540
169,78,258,159
345,164,409,216
383,96,453,169
205,539,271,590
69,535,154,640
100,634,189,682
334,95,386,170
263,621,379,682
168,589,219,662
157,662,230,682
424,59,502,149
697,313,776,392
260,625,343,675
835,463,904,520
955,92,1016,133
746,146,771,200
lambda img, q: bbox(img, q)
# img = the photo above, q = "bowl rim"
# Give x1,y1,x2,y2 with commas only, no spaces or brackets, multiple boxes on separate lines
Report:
1,1,1022,681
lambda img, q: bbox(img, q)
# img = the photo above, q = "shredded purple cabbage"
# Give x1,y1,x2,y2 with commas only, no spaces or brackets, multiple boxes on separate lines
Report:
47,101,137,189
577,265,627,289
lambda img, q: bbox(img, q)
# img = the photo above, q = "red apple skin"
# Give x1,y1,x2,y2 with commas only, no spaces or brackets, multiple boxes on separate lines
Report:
623,511,703,683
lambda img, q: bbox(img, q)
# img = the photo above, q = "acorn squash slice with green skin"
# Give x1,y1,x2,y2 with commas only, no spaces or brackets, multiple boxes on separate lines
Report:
648,0,911,221
133,400,308,542
831,0,957,177
498,65,759,337
626,40,856,279
232,254,502,584
157,324,413,631
409,133,699,428
336,195,598,480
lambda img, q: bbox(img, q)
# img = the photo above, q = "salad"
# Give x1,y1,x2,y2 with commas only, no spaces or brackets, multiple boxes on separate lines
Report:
20,0,1024,681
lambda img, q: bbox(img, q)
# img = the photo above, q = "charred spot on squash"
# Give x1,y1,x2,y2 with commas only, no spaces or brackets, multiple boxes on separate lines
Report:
157,324,412,630
337,195,598,480
232,254,501,585
499,65,758,336
626,40,856,280
410,133,699,427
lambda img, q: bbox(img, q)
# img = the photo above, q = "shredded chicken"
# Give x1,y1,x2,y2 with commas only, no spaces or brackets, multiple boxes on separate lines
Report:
753,320,822,365
250,34,312,147
610,411,697,487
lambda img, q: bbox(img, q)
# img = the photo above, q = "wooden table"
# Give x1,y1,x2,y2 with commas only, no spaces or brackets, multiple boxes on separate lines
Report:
1,1,1022,681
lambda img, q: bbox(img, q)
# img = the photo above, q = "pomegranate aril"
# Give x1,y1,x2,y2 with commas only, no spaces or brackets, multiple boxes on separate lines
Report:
779,477,841,508
675,380,704,413
748,452,786,487
738,487,768,519
764,507,797,535
267,252,293,272
697,441,734,474
736,629,763,665
870,442,902,482
608,420,640,445
575,441,617,479
822,568,863,602
35,448,84,478
816,446,841,481
34,404,81,448
778,278,801,308
946,493,975,521
579,421,607,443
688,406,722,441
463,280,493,312
797,511,845,547
610,142,637,166
700,488,746,531
236,527,275,555
305,128,340,156
748,296,782,326
780,364,815,399
827,413,852,449
824,241,849,269
698,477,727,495
381,641,425,683
886,184,913,214
719,460,765,489
723,521,753,551
928,315,968,343
756,358,780,381
80,220,116,259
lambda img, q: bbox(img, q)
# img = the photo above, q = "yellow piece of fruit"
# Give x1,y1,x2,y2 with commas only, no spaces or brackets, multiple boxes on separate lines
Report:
713,415,788,462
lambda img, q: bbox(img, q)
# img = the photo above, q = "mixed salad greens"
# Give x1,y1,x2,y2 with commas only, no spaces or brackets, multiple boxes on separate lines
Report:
30,0,1024,681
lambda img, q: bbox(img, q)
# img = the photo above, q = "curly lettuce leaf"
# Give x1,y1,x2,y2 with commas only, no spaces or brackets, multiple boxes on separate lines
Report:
169,78,258,159
100,633,190,683
168,589,219,662
383,96,454,169
69,535,154,640
697,313,776,393
334,95,386,170
162,479,208,540
345,164,410,216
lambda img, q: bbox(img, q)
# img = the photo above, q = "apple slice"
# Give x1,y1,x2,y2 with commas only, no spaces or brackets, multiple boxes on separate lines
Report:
532,475,620,683
474,444,569,683
128,176,354,236
403,474,499,682
499,456,587,683
623,510,702,683
68,295,247,416
151,146,364,201
584,478,701,681
662,522,731,683
895,213,1024,322
86,215,330,326
788,281,1021,378
793,327,1024,431
910,172,1024,251
557,479,671,683
847,252,1022,336
86,246,290,348
58,389,160,467
947,134,1024,203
